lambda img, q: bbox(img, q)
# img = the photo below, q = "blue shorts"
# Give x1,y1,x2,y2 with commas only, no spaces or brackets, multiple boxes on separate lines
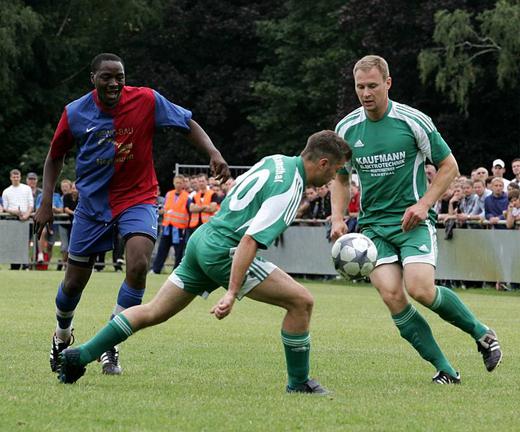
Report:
68,204,158,262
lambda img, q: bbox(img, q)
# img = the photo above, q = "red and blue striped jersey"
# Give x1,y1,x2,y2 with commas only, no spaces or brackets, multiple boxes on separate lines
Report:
50,86,192,221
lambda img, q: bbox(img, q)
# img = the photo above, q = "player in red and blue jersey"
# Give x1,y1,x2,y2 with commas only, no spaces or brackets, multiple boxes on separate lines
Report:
34,53,230,376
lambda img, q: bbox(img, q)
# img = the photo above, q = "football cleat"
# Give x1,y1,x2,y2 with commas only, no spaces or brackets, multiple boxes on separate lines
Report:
286,378,329,395
50,331,74,373
100,346,122,375
432,371,461,384
58,348,86,384
477,328,502,372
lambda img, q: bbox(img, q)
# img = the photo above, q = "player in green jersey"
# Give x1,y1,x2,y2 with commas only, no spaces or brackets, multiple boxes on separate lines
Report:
58,130,351,394
331,55,502,384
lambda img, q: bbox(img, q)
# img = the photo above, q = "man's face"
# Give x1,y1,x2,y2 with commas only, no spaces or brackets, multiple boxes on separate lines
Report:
10,172,21,186
425,165,436,182
60,182,71,194
491,180,504,196
354,67,391,119
91,60,125,108
174,178,184,191
26,177,37,188
305,187,317,201
198,176,208,190
473,182,485,196
475,167,488,181
312,158,345,187
491,164,505,177
512,161,520,177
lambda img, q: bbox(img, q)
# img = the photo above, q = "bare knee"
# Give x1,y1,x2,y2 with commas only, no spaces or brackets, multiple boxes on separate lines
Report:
407,284,435,306
288,285,314,316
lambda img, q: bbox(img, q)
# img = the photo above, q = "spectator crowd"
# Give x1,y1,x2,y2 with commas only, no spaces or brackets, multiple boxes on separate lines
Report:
2,157,520,289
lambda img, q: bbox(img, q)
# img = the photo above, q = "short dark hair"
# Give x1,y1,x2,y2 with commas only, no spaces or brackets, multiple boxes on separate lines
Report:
508,189,519,200
90,53,124,73
301,130,351,164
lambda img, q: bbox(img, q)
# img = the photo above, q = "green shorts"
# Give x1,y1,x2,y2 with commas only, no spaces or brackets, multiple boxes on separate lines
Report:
168,223,277,299
361,220,437,267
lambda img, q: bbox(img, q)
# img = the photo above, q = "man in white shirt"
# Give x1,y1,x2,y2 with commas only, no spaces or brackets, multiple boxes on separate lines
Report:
2,169,34,221
491,159,510,192
2,169,34,269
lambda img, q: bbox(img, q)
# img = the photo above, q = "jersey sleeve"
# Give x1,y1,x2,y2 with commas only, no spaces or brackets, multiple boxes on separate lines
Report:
153,90,192,131
245,174,303,249
427,130,451,165
49,110,75,159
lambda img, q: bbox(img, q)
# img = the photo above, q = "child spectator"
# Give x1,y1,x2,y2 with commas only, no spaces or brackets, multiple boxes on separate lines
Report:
505,189,520,229
484,177,508,228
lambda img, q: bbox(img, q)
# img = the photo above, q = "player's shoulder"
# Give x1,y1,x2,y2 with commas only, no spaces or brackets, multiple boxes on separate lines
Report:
335,107,364,135
123,86,155,101
66,91,95,112
391,101,436,133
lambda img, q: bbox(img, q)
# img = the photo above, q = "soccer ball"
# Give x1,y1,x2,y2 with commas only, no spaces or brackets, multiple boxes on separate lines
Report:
331,233,378,280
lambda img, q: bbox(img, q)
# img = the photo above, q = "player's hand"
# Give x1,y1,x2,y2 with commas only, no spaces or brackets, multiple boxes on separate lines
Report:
401,202,429,232
210,152,231,183
330,218,348,242
210,291,236,320
33,206,54,239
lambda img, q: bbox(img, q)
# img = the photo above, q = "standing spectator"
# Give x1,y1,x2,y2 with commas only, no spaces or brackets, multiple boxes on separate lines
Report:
510,158,520,186
473,179,490,222
485,177,508,228
61,182,79,270
35,188,63,265
346,181,360,232
297,186,319,219
491,159,510,192
455,179,482,227
434,185,454,224
152,175,189,274
425,164,437,185
26,172,42,203
474,167,490,185
2,169,34,270
56,179,73,270
505,190,520,229
34,52,230,376
188,173,219,235
315,183,332,220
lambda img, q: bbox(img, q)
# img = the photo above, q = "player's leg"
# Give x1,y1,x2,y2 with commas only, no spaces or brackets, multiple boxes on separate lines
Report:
102,204,157,374
50,211,113,372
58,279,196,383
401,222,502,372
245,267,327,394
151,230,171,274
370,263,459,382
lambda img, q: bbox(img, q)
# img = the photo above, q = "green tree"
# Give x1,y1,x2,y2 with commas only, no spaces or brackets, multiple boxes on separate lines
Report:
250,1,350,156
419,0,520,113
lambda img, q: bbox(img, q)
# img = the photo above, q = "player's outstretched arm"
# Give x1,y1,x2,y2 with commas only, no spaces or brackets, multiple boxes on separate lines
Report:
401,154,459,232
211,235,259,320
330,173,350,241
33,152,64,238
185,119,231,182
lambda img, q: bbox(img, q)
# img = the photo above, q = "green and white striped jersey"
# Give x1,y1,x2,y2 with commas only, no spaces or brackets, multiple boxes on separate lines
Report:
335,100,451,226
209,155,306,248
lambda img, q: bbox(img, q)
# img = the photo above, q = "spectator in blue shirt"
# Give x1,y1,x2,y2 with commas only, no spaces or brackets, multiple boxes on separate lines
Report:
485,177,508,229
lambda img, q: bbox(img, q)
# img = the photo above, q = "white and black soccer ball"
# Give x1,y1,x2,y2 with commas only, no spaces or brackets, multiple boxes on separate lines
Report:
331,233,378,280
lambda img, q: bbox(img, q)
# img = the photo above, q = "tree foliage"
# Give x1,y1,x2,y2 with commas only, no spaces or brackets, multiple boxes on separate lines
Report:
419,0,520,113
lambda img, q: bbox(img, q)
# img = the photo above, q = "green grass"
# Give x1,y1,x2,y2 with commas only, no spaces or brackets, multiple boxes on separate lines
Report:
1,271,519,432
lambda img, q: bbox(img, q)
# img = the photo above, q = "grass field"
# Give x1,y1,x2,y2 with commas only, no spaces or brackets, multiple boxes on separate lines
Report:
1,270,519,432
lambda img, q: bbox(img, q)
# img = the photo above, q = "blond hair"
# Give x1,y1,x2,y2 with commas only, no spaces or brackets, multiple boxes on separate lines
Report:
353,55,390,80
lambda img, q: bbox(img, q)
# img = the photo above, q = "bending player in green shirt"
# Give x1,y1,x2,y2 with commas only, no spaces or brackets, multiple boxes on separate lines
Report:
331,55,502,384
58,130,351,394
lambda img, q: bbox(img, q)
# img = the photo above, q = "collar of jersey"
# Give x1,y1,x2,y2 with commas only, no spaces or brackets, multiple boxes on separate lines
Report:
366,99,393,123
296,156,306,185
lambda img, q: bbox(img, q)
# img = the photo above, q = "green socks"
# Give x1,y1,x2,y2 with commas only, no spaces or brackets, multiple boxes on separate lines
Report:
78,314,134,365
281,330,310,388
428,285,488,340
392,304,457,377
